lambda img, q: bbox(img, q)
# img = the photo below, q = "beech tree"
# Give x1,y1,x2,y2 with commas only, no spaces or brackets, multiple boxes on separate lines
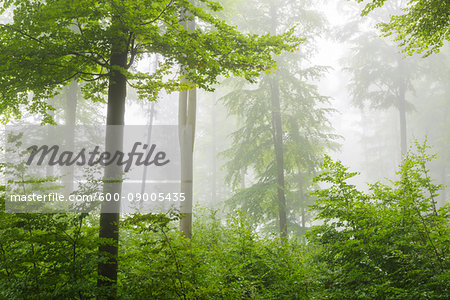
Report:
221,0,337,236
0,0,300,298
343,32,420,157
354,0,450,56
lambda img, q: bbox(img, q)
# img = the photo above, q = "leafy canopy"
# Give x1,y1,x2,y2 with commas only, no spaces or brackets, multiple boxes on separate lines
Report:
0,0,300,123
354,0,450,56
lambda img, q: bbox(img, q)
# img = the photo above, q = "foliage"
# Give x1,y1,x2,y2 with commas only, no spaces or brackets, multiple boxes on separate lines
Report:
2,148,449,299
0,0,301,124
119,209,310,299
0,192,310,299
354,0,450,56
221,0,338,233
0,208,99,298
408,47,450,204
343,31,419,111
308,141,450,299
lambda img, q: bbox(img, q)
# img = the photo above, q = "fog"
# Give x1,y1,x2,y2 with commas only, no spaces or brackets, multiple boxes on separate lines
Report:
1,0,449,297
4,0,448,215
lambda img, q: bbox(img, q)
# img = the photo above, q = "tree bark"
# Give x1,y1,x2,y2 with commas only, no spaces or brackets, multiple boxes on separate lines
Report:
97,28,128,299
179,85,196,238
397,58,407,158
179,11,196,238
440,165,446,206
290,117,307,230
46,103,56,177
211,99,217,205
269,3,287,238
63,79,78,195
299,183,306,229
398,85,407,157
270,76,287,238
140,55,158,199
140,102,155,197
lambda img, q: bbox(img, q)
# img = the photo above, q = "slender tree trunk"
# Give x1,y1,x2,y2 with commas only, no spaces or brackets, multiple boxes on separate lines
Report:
236,114,246,190
140,102,155,196
269,4,287,238
211,99,217,205
299,183,306,229
140,55,158,199
46,105,55,177
398,87,407,157
179,86,196,238
97,26,128,299
179,11,196,238
397,58,407,157
440,165,446,206
289,117,307,230
65,80,78,127
64,79,78,195
441,105,449,205
63,22,80,193
270,76,287,238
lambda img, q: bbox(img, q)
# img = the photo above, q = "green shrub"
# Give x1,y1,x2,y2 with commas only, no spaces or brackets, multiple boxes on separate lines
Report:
118,210,310,299
307,142,450,299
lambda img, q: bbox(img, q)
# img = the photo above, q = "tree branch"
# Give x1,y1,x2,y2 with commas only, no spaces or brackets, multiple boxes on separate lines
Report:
126,37,137,69
140,0,175,26
0,24,44,44
69,51,107,67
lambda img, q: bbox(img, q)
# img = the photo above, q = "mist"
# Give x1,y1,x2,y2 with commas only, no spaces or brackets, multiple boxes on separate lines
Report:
1,0,448,298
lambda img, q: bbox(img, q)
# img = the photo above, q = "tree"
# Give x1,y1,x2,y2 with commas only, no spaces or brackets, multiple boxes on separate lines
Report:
192,89,232,209
343,31,420,157
221,0,337,236
0,0,300,297
178,10,197,238
354,0,450,56
339,1,421,158
408,47,450,205
341,1,450,181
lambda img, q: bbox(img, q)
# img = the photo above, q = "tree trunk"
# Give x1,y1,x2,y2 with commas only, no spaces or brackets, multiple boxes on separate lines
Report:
397,58,407,157
46,103,56,177
140,102,155,196
398,86,407,157
179,11,196,238
140,55,158,199
299,183,306,229
289,117,307,230
97,27,128,299
64,79,78,195
440,165,446,206
270,76,287,238
269,3,287,238
179,85,196,238
211,99,217,205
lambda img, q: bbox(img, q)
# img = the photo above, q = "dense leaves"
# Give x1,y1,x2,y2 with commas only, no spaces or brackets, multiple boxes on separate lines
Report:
220,0,338,234
1,143,447,299
119,210,309,299
308,142,450,299
0,0,300,123
355,0,450,56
